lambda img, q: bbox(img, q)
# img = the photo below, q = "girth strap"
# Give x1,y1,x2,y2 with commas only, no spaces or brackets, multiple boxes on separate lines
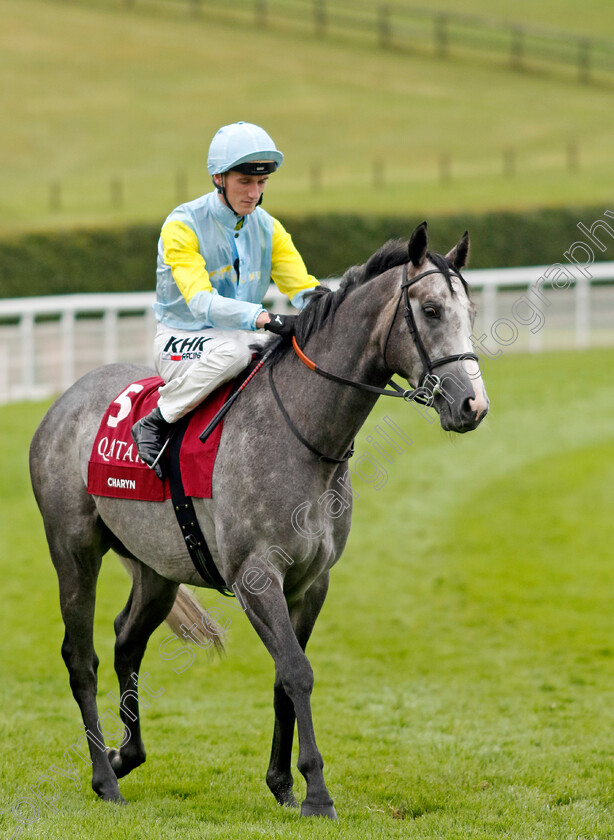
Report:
167,416,234,597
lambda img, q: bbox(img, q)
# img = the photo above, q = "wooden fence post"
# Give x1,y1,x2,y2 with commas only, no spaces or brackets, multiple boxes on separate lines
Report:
176,170,188,203
310,162,322,192
314,0,326,37
49,182,61,212
434,13,448,58
438,153,451,184
111,177,124,209
378,5,391,49
254,0,267,27
503,147,516,177
566,141,579,172
510,26,524,70
577,38,591,83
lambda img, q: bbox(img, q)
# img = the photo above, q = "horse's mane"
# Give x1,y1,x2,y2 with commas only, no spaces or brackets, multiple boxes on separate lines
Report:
265,238,467,367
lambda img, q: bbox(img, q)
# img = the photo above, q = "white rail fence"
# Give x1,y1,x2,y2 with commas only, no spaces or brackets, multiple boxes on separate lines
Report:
1,265,613,404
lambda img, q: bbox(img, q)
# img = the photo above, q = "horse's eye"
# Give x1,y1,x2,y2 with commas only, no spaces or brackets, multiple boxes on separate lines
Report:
422,303,440,319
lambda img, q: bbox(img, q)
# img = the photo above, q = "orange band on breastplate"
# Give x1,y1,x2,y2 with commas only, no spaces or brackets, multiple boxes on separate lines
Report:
292,336,317,371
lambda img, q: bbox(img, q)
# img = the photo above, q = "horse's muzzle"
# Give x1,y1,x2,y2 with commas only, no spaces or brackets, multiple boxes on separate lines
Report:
436,387,489,434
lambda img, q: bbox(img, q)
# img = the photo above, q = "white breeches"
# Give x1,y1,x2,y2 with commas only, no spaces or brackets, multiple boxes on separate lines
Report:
153,324,269,423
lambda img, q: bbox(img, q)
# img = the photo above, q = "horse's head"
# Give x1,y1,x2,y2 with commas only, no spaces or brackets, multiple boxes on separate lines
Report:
383,222,489,433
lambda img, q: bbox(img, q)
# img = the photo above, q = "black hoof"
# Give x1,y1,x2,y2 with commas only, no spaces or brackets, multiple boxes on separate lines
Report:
300,800,337,819
279,792,299,809
268,776,299,808
93,782,125,803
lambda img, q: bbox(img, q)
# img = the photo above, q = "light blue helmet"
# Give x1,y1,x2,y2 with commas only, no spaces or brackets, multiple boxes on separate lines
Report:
207,122,284,175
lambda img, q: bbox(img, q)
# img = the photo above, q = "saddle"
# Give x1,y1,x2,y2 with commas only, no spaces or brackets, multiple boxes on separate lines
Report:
87,375,238,594
87,376,233,502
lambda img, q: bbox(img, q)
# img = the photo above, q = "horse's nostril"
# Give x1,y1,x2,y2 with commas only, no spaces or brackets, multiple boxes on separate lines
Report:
466,393,489,424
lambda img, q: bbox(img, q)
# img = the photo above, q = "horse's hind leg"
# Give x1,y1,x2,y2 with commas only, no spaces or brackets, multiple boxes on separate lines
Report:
51,532,125,802
107,558,178,780
31,412,127,800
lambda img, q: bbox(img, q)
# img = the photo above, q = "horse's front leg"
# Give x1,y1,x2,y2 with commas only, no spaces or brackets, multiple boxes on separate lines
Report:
237,566,336,819
266,574,330,811
267,676,298,807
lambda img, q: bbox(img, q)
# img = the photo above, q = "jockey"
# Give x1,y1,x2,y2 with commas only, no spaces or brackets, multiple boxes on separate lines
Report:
132,121,319,478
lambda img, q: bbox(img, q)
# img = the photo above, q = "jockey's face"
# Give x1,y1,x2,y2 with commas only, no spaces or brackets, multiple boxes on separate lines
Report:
215,170,270,215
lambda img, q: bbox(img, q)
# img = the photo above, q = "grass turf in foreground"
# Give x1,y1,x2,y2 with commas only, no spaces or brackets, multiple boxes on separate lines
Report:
1,348,613,838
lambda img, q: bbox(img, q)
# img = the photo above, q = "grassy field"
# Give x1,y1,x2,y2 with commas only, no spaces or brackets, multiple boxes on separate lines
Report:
1,0,614,232
1,347,614,838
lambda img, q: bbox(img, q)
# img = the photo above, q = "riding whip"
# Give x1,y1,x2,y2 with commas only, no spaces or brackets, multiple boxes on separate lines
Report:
198,336,283,444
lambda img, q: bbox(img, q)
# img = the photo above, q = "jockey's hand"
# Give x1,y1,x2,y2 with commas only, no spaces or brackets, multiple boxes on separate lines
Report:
264,313,297,340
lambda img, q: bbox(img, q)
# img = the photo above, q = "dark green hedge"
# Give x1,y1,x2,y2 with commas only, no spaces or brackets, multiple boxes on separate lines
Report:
290,206,608,279
0,225,159,299
0,206,607,298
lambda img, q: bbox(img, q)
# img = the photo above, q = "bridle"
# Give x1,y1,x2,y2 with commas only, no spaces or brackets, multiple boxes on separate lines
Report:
384,262,479,403
269,261,479,462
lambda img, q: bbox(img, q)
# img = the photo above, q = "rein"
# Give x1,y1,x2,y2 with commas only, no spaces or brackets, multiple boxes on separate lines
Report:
269,262,479,463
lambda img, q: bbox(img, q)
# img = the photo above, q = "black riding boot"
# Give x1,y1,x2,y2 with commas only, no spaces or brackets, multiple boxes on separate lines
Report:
131,407,172,480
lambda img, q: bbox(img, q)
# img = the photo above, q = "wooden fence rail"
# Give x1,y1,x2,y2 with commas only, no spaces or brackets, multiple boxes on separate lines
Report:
40,140,585,213
119,0,614,84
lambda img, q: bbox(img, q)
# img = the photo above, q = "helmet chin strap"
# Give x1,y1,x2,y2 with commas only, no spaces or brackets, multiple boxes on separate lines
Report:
213,173,264,219
213,174,241,218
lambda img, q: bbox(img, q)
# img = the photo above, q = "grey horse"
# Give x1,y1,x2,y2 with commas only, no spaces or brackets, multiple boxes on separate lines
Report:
30,223,489,819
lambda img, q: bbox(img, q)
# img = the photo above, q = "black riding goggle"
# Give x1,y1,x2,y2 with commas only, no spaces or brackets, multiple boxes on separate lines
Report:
230,161,278,176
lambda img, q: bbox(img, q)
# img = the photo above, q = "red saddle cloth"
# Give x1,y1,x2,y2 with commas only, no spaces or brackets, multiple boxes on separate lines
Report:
87,376,233,502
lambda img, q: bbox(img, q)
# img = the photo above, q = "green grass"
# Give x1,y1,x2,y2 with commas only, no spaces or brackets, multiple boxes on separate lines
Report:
1,347,614,838
2,0,614,233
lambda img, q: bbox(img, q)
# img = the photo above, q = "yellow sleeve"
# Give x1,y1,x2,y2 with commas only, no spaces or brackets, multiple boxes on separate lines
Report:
161,220,212,304
271,218,319,301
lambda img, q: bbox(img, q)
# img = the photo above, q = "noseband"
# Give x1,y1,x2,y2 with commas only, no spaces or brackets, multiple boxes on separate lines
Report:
269,261,479,462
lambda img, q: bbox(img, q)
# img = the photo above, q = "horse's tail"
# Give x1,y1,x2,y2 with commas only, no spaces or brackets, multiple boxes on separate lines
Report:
166,584,226,654
118,557,225,654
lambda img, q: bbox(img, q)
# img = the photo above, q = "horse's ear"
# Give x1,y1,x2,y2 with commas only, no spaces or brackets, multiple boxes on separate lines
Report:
445,231,470,270
408,221,428,267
